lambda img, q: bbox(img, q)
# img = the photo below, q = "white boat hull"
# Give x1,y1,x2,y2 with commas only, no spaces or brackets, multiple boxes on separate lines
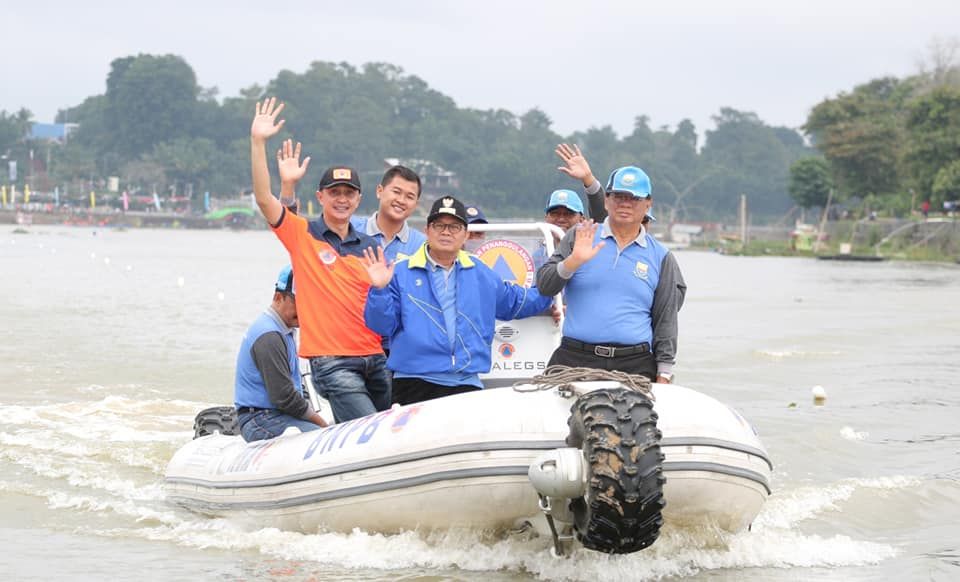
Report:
165,383,771,535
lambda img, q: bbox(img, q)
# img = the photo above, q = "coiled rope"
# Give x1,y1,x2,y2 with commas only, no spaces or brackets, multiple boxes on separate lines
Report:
513,365,655,400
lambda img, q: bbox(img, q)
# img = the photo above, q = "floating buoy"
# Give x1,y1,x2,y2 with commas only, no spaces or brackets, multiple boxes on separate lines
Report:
812,385,827,404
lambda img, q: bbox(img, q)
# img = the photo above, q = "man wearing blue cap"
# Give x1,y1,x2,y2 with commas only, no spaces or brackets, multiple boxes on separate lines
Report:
537,145,686,384
554,143,656,225
234,265,328,441
544,189,585,234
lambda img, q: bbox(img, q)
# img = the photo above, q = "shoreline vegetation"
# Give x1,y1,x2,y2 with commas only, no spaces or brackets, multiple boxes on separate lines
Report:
6,208,958,263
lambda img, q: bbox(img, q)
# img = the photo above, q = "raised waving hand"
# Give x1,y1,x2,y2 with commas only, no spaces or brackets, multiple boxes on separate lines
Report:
251,97,285,142
361,246,396,289
555,143,596,188
564,220,606,272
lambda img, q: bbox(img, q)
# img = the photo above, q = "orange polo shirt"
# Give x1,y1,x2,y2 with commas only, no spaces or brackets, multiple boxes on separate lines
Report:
272,210,382,357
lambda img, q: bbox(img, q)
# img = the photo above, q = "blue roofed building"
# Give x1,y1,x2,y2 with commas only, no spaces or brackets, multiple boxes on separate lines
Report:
29,122,77,142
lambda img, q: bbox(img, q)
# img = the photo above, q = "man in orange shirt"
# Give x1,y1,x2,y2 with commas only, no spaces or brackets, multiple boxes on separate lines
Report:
250,97,389,422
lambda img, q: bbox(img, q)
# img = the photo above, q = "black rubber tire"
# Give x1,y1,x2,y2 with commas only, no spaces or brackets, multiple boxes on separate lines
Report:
193,406,239,438
565,388,665,554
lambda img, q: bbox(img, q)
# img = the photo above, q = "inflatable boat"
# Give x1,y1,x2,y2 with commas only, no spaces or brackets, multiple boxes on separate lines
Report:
165,226,772,554
165,376,771,554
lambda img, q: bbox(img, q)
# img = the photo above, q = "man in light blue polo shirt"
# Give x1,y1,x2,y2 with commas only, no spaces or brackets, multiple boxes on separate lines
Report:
536,165,686,384
351,165,427,262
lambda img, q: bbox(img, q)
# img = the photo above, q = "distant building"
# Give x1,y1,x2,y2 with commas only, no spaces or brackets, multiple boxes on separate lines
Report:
383,157,460,196
29,122,78,142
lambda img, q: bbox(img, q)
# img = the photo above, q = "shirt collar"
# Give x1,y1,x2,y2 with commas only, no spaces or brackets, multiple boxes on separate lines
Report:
265,306,294,335
599,217,648,248
315,213,361,244
364,212,411,243
408,243,475,270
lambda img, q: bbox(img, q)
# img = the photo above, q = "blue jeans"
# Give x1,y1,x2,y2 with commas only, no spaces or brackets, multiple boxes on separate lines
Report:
310,354,391,423
238,409,320,442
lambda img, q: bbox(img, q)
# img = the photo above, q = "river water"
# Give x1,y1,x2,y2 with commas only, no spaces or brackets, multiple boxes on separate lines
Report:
1,226,958,581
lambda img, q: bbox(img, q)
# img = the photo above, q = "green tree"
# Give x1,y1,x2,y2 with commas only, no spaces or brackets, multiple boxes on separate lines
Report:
106,54,200,162
789,157,833,209
698,108,810,218
932,159,960,202
904,86,960,206
804,77,914,199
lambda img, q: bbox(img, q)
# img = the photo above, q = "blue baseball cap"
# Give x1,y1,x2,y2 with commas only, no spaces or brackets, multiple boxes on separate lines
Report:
605,166,652,199
544,189,584,214
275,265,295,295
464,205,488,224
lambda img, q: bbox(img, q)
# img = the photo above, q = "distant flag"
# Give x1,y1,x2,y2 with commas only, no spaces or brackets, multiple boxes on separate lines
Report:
1,186,6,206
122,191,129,212
54,186,60,206
153,192,161,211
90,191,96,209
24,185,30,204
204,191,210,212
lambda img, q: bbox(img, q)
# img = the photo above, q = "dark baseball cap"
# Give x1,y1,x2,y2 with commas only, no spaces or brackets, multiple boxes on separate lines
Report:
427,196,468,225
464,205,488,224
318,166,361,192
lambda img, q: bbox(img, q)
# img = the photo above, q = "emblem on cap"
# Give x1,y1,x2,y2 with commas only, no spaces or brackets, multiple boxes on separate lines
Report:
333,169,352,180
621,172,637,186
442,197,454,207
557,191,568,201
467,207,478,216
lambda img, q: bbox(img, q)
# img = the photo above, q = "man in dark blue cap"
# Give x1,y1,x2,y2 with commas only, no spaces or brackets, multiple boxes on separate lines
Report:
538,144,686,384
234,265,328,442
363,196,554,404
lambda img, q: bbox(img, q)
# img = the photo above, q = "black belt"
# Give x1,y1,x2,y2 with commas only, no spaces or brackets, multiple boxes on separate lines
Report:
561,337,650,358
236,406,266,414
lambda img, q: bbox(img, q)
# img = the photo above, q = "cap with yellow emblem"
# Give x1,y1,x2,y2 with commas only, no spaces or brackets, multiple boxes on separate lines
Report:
318,166,361,192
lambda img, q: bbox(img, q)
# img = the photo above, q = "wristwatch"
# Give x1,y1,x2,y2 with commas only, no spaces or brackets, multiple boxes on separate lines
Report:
657,372,673,382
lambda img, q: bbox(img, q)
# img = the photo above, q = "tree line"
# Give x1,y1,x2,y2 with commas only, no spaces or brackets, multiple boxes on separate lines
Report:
790,40,960,215
3,50,955,221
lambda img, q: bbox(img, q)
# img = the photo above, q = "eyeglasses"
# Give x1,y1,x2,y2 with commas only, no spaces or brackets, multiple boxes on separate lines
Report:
430,222,465,234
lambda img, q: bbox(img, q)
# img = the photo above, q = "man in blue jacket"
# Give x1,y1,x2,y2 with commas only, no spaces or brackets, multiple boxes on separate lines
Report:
234,265,328,441
363,196,554,405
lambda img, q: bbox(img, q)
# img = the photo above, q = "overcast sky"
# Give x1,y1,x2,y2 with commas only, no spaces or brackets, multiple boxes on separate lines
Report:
4,0,958,138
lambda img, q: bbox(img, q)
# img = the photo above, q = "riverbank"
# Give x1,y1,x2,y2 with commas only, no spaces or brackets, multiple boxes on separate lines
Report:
0,208,259,229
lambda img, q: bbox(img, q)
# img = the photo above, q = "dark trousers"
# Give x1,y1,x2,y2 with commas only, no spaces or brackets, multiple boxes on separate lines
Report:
548,339,656,381
392,377,481,406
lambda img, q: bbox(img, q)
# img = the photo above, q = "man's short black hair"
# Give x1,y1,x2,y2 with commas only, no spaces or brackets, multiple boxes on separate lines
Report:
380,165,422,198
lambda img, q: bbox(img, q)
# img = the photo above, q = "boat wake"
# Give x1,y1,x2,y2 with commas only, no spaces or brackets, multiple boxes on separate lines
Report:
0,395,902,580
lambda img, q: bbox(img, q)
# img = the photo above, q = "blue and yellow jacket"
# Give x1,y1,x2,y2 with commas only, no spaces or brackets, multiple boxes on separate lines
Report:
364,244,553,377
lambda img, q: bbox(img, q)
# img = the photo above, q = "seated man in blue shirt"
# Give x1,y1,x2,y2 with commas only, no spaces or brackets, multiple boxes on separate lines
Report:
362,196,555,405
234,265,328,441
